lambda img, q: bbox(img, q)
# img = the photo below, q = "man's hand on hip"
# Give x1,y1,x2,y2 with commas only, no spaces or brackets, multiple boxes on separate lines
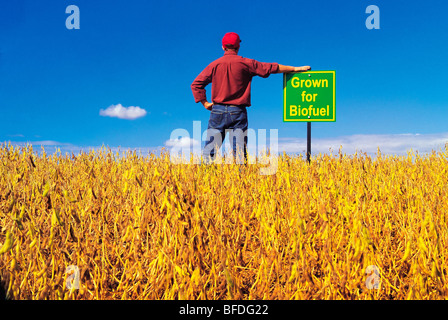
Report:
201,100,214,111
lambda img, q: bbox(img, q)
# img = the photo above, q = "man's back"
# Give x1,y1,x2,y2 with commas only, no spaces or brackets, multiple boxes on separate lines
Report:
191,50,279,107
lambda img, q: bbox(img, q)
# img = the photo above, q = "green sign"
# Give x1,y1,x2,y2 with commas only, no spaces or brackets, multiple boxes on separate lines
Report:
283,71,336,122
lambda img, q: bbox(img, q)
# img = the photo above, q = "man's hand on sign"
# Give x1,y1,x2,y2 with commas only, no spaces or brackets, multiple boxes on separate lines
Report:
294,66,311,72
201,100,214,111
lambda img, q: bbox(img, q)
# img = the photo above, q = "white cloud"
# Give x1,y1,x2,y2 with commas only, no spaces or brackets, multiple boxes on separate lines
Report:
165,137,200,148
32,140,73,146
277,132,448,156
99,104,147,120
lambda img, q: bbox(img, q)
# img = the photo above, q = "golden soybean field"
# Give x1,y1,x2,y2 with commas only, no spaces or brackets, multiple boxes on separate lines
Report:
1,144,448,300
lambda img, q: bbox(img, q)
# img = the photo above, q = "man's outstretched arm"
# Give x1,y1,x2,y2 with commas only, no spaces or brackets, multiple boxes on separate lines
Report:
276,65,311,73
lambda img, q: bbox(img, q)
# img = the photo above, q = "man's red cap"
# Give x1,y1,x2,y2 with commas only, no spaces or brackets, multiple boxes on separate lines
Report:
222,32,241,49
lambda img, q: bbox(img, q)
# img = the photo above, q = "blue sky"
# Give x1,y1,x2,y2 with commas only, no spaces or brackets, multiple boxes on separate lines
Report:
1,0,447,156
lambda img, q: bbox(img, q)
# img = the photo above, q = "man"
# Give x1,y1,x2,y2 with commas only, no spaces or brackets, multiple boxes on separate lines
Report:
191,32,311,163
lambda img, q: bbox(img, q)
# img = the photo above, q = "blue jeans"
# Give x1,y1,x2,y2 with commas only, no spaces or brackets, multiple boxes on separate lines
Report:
203,104,248,163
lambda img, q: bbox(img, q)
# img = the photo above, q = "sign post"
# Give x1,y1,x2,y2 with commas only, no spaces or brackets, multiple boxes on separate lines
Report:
283,71,336,162
307,121,311,163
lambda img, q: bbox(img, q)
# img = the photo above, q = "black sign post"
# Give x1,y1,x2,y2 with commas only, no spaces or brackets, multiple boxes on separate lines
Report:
306,122,311,163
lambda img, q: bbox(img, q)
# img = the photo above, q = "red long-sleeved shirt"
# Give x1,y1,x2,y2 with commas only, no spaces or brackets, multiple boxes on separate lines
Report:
191,51,279,107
